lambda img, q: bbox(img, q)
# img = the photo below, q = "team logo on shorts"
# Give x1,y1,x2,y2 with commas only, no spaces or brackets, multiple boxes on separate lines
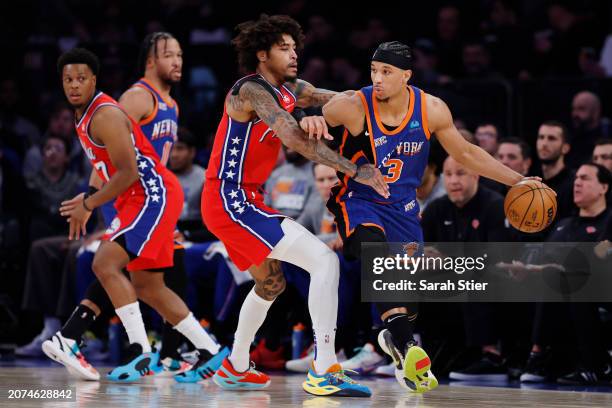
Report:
106,217,121,235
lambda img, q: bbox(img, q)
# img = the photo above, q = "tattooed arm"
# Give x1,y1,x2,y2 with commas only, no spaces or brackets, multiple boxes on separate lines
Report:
287,79,337,108
234,81,389,198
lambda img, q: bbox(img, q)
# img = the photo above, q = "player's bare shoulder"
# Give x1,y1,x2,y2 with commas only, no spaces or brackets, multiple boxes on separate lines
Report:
225,81,261,121
119,86,154,121
89,105,132,143
424,92,453,133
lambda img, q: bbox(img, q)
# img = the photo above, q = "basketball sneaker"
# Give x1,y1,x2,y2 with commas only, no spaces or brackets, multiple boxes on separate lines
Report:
302,363,371,397
155,354,192,377
42,332,100,381
449,351,508,382
340,343,385,375
377,329,438,393
520,350,551,383
175,347,230,383
213,357,271,390
107,343,159,382
374,362,396,377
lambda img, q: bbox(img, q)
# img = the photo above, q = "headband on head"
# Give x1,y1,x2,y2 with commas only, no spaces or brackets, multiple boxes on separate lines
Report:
372,48,412,70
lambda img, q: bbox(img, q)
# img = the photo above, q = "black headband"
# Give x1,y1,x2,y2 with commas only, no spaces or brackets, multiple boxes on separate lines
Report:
372,48,411,70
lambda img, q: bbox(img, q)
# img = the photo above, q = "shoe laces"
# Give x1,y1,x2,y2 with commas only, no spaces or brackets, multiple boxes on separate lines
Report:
328,368,358,385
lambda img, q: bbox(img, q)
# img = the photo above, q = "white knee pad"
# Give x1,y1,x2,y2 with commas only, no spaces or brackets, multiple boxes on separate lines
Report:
269,218,339,279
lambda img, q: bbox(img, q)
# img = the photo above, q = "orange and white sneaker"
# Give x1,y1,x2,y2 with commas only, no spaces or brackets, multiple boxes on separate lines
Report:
42,331,100,381
213,357,271,390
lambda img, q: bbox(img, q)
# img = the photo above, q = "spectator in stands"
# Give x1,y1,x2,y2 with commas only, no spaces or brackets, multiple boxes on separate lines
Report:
568,91,611,168
412,38,450,87
416,138,447,212
496,137,532,177
536,120,577,219
518,163,612,385
435,5,464,75
422,156,512,382
486,137,533,195
461,40,501,80
481,0,529,78
23,102,86,180
265,146,318,222
169,127,215,242
592,138,612,172
0,78,40,159
299,163,338,244
474,123,499,155
25,136,81,241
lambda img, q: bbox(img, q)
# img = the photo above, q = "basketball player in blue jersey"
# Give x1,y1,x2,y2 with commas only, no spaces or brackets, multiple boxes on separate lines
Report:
321,42,536,393
44,33,228,383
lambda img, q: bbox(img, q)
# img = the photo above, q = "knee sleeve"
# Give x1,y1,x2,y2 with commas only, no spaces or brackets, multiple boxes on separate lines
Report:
269,218,339,280
343,225,387,261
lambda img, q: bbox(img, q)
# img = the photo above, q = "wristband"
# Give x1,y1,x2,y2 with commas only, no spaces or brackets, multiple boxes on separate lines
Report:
88,186,99,195
309,106,323,116
291,109,307,122
82,196,93,212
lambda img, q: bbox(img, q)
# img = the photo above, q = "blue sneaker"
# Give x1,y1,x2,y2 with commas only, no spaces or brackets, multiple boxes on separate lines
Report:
107,343,159,382
303,363,371,397
175,347,229,383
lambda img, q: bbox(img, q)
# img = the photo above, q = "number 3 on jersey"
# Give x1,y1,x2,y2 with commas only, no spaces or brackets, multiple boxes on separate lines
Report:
382,159,403,183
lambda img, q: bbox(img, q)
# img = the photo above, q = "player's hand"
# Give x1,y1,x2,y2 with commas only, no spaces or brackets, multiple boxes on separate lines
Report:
60,193,91,240
300,116,333,140
517,176,557,196
354,164,390,198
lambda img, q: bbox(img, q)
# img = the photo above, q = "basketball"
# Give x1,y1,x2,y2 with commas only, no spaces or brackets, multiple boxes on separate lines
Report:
504,179,557,233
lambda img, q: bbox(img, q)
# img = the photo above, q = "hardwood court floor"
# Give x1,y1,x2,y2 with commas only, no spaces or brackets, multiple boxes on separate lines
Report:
1,367,611,407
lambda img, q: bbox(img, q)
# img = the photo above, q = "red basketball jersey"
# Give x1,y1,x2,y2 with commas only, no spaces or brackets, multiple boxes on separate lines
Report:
205,74,297,189
75,91,165,203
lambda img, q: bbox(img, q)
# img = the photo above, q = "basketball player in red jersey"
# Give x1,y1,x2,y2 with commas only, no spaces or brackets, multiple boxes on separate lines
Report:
43,48,225,383
204,15,387,397
45,35,228,382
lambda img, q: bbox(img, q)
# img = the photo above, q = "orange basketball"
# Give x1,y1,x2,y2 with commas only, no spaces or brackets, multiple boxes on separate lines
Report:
504,179,557,233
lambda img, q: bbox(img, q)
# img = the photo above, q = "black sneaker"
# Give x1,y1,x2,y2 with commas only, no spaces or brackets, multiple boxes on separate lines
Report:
557,364,612,385
449,352,508,382
520,351,551,383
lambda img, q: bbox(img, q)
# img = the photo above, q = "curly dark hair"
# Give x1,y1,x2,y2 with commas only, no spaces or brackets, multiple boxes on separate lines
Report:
57,48,100,76
232,14,305,72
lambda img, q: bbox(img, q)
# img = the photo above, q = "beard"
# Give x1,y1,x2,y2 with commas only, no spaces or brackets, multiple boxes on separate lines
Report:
161,74,180,87
539,151,562,165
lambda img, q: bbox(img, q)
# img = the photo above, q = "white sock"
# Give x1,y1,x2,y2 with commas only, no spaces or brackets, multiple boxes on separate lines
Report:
174,313,220,354
229,288,274,372
115,302,151,353
269,219,339,374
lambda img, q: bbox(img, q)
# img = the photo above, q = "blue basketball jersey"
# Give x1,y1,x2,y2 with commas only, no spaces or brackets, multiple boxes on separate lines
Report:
131,78,179,166
337,85,431,209
101,79,179,225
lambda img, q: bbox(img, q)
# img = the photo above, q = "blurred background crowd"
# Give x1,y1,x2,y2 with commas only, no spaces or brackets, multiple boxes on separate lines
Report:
1,0,612,386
